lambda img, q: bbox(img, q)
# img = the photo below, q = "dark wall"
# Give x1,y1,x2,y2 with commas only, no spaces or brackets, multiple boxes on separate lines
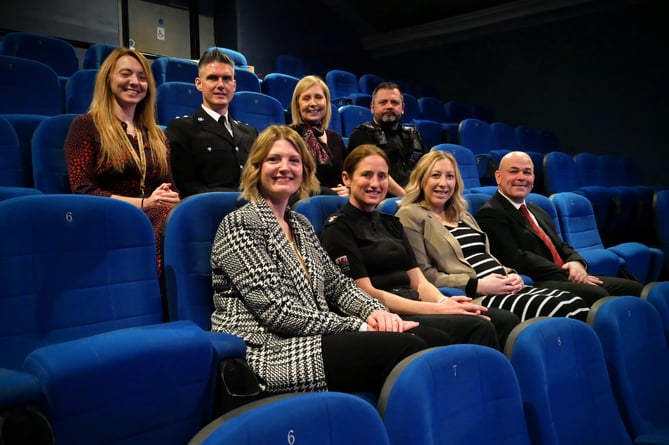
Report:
234,0,370,77
367,1,668,185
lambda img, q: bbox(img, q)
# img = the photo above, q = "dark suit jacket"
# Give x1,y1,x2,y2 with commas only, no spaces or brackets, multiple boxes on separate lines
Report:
166,107,258,197
476,191,585,282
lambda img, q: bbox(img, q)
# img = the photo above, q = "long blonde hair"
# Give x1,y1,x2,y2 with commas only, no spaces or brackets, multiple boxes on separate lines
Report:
89,47,168,176
240,125,318,203
400,150,468,221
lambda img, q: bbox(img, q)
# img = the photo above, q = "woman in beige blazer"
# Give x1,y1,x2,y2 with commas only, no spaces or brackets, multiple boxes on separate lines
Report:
396,150,589,321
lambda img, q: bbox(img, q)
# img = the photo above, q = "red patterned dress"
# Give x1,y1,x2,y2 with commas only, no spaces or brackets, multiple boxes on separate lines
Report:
64,113,178,282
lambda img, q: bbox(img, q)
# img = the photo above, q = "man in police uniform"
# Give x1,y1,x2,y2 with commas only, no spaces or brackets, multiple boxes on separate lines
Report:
166,48,258,198
347,82,426,197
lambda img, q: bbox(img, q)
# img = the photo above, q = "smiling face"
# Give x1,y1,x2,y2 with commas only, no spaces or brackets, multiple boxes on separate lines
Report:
423,158,457,212
196,60,236,114
344,154,389,212
110,55,147,108
495,151,535,203
259,139,303,202
298,84,327,126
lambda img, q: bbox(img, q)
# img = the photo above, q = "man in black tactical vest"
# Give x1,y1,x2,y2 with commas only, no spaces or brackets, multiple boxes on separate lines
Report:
347,82,426,197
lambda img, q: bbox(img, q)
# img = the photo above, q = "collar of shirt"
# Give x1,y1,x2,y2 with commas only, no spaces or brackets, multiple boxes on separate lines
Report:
200,104,230,125
498,190,525,210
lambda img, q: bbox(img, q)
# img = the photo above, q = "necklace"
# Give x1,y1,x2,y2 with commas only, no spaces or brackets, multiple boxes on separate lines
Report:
124,128,147,195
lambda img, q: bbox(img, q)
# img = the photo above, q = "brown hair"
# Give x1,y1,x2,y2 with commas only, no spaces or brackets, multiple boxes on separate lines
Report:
343,144,390,176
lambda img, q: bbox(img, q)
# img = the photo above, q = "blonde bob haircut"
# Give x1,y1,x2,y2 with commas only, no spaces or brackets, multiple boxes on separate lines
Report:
400,150,468,221
290,75,332,129
240,125,319,203
89,47,168,175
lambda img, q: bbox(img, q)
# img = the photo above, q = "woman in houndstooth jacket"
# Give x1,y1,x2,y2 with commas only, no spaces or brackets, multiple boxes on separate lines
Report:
210,125,450,395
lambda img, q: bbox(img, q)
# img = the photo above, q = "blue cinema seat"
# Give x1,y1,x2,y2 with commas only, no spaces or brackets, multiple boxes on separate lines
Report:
24,320,224,445
64,69,97,114
162,192,248,329
338,104,372,138
358,73,384,95
234,67,261,93
412,119,444,150
642,281,669,344
326,69,361,107
543,151,614,232
293,194,348,236
654,190,669,278
574,151,636,244
156,81,201,126
151,56,198,87
379,345,531,445
418,96,447,122
431,143,498,195
0,116,23,187
261,72,299,114
207,46,248,68
190,392,389,445
82,43,116,69
0,31,78,88
402,93,420,124
552,191,663,283
588,296,669,444
229,91,285,132
1,55,63,187
505,317,633,445
31,114,78,194
0,194,163,410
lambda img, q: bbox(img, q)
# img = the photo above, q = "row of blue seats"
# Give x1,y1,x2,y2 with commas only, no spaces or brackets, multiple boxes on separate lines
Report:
0,109,662,265
1,191,668,443
298,190,664,286
195,294,669,445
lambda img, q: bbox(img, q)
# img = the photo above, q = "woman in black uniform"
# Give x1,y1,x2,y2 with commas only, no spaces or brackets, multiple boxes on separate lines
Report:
320,144,520,349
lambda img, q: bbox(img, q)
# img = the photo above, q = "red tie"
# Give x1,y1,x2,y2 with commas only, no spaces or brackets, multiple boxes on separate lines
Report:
519,204,564,266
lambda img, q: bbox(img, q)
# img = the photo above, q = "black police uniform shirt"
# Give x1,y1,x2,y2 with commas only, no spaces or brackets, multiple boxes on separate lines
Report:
320,202,419,295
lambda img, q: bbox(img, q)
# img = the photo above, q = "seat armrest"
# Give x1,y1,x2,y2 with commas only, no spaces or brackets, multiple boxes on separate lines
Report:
0,368,41,408
204,332,246,360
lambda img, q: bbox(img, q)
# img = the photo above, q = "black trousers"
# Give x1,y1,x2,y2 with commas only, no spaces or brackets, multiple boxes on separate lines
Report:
536,276,643,306
321,324,450,395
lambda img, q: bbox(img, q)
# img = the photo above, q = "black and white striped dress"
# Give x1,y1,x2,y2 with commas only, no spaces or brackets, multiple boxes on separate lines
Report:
447,221,589,321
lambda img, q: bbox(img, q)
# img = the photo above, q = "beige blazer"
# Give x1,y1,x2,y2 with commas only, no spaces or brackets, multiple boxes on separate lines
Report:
396,203,513,290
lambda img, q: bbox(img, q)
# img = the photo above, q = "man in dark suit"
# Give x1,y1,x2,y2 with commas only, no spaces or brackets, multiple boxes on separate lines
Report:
166,48,258,198
476,151,642,306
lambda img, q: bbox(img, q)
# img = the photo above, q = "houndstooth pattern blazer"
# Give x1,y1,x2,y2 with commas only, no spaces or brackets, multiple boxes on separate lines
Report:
211,198,385,393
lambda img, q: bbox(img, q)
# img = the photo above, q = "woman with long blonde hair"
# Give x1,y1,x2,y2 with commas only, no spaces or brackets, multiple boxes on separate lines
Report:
397,150,589,321
64,47,180,278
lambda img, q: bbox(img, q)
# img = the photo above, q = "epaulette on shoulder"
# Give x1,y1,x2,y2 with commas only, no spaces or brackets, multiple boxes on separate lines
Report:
324,214,340,226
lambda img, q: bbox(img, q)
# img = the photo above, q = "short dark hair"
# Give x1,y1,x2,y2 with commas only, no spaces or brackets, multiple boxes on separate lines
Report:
372,81,403,102
198,48,234,72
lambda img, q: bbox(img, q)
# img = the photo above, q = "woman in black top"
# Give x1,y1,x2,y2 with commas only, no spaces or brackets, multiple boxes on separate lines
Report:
321,144,520,349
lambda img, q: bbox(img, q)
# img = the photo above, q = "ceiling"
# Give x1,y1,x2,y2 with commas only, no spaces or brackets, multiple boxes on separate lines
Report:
319,0,517,34
317,0,631,55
